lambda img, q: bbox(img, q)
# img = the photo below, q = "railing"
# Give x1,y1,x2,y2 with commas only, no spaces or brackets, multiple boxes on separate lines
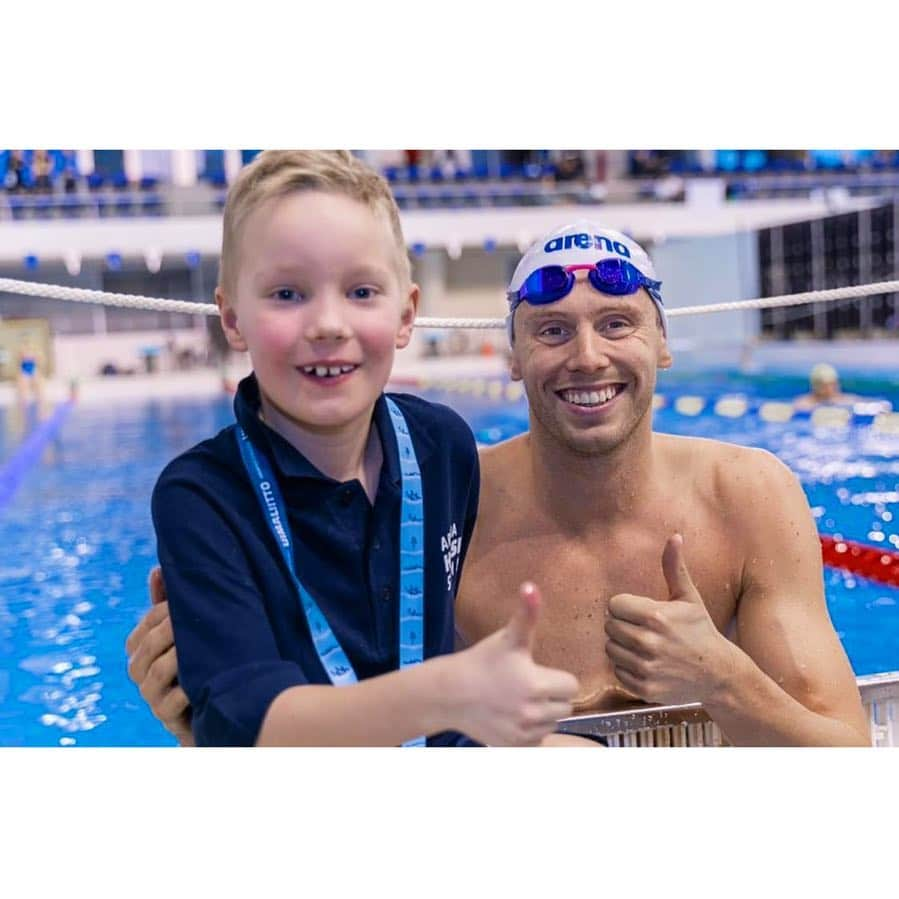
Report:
0,179,604,222
0,191,170,221
556,671,899,747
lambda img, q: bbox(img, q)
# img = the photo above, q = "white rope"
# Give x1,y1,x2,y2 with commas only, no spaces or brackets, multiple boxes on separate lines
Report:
0,278,215,316
667,280,899,318
2,276,898,329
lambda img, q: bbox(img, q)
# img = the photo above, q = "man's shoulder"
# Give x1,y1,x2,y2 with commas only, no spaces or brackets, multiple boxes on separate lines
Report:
477,434,529,491
474,435,530,519
478,433,528,471
657,433,795,512
658,431,780,471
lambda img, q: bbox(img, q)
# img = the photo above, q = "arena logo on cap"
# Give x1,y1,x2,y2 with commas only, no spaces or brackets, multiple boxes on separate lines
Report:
544,233,631,258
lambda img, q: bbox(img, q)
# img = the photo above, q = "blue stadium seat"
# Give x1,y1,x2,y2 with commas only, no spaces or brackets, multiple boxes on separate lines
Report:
87,172,104,190
810,150,845,171
499,162,522,180
742,150,767,172
715,150,740,172
139,176,159,191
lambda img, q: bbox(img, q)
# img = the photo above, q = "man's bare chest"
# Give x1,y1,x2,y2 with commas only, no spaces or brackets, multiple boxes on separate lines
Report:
457,523,741,648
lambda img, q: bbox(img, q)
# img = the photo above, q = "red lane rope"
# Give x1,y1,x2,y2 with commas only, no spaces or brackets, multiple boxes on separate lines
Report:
820,535,899,587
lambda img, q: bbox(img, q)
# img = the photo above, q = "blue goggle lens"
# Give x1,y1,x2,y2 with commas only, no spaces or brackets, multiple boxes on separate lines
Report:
522,266,572,303
590,258,643,295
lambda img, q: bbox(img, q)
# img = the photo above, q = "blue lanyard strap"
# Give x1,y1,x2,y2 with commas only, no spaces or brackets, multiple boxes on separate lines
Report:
387,397,425,675
235,397,425,747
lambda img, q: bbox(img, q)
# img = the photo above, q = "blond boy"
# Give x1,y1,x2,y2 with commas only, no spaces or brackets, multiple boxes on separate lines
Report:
148,151,578,746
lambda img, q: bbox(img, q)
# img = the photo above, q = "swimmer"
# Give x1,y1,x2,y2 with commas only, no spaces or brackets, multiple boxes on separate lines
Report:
458,224,867,744
793,363,861,411
15,337,44,408
129,220,870,746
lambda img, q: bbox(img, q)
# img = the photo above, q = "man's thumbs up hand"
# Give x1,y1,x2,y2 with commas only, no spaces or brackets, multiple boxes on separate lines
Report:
605,535,737,706
662,533,703,604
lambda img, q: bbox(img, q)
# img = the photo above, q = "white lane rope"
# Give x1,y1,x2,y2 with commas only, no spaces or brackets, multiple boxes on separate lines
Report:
1,277,898,330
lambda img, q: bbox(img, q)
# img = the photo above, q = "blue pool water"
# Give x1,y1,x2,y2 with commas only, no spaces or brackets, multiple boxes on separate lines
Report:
1,369,897,746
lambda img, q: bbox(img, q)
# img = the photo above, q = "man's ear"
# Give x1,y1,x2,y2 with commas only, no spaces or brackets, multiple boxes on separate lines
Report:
658,337,673,370
216,287,248,352
509,346,523,381
657,312,673,370
395,282,420,349
506,312,523,380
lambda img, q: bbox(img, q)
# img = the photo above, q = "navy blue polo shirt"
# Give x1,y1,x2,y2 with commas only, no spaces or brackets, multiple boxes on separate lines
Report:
151,374,480,747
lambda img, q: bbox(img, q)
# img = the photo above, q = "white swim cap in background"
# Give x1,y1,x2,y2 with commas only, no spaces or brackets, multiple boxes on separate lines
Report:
506,221,666,337
810,363,839,385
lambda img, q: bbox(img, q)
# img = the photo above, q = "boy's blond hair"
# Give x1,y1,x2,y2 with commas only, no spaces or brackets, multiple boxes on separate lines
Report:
218,150,410,293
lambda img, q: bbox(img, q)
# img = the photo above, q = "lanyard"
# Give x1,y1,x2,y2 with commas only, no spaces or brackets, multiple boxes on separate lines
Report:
235,397,426,747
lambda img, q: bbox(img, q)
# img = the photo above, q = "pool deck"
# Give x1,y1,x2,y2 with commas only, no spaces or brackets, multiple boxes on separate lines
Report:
0,355,510,409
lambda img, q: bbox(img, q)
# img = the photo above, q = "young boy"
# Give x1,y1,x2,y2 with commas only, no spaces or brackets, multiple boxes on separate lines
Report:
151,150,579,747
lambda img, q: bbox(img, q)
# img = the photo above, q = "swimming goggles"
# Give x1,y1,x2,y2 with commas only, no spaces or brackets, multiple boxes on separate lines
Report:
507,258,663,314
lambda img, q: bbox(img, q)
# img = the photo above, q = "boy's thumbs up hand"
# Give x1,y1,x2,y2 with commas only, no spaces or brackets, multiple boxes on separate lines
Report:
605,534,737,706
451,581,579,746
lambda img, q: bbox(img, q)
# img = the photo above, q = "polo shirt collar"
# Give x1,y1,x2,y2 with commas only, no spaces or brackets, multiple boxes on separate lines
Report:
233,373,434,485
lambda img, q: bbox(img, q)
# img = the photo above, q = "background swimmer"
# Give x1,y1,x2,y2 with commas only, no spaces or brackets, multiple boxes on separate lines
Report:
793,363,861,410
15,336,44,408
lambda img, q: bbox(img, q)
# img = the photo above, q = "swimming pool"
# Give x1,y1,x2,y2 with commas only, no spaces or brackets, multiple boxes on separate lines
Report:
1,369,897,746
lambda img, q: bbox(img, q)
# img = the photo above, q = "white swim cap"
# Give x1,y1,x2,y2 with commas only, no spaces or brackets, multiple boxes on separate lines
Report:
507,221,666,338
810,363,839,386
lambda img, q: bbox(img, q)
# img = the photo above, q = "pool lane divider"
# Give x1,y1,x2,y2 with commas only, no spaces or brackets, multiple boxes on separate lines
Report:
0,401,73,512
821,535,899,587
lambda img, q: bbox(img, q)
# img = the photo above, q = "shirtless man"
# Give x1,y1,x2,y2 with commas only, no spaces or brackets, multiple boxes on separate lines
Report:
127,221,869,746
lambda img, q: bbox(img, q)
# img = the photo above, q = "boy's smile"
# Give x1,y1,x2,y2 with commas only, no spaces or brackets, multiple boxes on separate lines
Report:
298,359,360,384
